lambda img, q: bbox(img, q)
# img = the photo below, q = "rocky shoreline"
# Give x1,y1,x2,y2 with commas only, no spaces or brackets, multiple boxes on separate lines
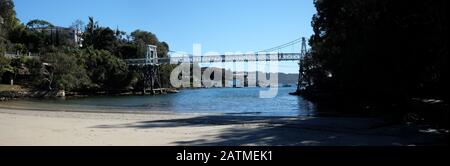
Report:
0,88,180,101
0,90,30,101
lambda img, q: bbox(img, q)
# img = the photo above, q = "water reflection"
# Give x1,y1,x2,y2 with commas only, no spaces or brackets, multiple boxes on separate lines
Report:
2,87,316,117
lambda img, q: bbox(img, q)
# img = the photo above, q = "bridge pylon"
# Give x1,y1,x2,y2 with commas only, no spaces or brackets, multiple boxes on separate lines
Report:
128,45,162,95
293,37,307,95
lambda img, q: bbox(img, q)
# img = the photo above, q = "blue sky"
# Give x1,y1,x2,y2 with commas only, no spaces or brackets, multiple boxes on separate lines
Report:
14,0,316,73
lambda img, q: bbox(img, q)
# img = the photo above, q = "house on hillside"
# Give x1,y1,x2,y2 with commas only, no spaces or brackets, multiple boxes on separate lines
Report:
31,26,83,47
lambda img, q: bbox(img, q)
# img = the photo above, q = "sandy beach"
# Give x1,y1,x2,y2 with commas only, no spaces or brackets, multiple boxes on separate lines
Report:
0,108,447,146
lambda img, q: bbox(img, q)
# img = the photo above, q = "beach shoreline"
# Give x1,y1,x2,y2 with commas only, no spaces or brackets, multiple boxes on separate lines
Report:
0,107,447,146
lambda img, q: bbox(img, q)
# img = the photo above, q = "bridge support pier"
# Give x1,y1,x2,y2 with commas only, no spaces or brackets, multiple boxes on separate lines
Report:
138,65,161,95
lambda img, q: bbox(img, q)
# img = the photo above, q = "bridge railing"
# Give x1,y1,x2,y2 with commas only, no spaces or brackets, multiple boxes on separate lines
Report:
125,53,302,65
169,53,302,63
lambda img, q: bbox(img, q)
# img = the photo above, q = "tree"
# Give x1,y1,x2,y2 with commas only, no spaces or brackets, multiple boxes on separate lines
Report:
0,16,6,51
82,17,99,48
117,43,138,59
1,12,172,94
0,0,20,32
131,30,169,58
26,19,54,29
159,64,177,88
115,27,126,41
159,41,170,58
7,22,52,53
306,0,448,106
38,51,90,91
1,0,21,53
0,55,13,83
82,47,130,91
82,17,117,52
0,30,5,55
93,27,117,52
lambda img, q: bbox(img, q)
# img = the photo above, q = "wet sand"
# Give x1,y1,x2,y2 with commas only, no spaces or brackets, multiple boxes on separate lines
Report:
0,108,447,146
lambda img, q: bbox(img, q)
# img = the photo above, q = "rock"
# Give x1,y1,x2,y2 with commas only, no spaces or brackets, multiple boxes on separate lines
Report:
56,90,66,97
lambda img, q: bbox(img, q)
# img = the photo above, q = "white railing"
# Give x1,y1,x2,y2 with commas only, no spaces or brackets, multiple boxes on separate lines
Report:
125,52,302,65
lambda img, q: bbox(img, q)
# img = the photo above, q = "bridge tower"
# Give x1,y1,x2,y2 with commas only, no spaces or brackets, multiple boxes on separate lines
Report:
295,37,307,93
146,45,158,64
142,45,161,94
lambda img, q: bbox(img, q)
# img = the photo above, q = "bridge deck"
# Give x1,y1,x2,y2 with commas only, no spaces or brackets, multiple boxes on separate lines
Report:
126,53,302,66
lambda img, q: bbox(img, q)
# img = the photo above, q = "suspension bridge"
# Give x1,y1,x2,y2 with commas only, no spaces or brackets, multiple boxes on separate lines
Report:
125,37,308,94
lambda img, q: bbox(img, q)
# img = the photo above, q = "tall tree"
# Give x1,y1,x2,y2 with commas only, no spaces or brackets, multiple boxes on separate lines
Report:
82,17,99,48
0,19,6,54
38,52,90,91
0,0,20,32
82,17,117,52
307,0,448,105
82,47,129,90
1,0,21,53
131,30,169,58
0,55,13,83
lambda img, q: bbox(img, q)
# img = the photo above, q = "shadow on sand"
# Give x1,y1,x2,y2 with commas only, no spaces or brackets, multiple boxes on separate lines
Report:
91,115,448,146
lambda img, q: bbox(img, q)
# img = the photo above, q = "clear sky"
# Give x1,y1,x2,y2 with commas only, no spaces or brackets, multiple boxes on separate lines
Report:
14,0,316,73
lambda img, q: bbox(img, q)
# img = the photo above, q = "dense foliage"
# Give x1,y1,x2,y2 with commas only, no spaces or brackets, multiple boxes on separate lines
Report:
303,0,448,107
0,0,172,93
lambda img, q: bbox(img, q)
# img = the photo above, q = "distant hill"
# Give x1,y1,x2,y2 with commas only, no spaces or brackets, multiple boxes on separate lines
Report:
246,72,298,85
200,67,298,86
277,73,299,85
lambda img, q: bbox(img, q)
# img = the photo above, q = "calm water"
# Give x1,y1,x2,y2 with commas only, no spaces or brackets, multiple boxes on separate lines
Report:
2,87,316,116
